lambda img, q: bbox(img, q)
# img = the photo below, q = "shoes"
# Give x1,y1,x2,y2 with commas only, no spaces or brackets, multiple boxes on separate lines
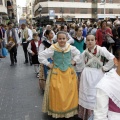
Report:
10,63,14,66
30,62,32,66
0,56,5,58
36,73,39,78
15,58,17,63
24,61,28,64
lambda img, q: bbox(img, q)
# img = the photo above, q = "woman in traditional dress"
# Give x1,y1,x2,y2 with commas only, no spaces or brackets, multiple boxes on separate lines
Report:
78,34,114,120
38,31,81,118
72,26,85,85
27,33,41,77
39,29,54,91
94,48,120,120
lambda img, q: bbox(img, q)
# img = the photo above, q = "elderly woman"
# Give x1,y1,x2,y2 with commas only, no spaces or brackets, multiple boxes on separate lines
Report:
96,20,113,51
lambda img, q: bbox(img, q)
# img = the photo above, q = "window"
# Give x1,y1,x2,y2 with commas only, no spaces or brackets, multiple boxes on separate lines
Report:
70,8,75,14
109,9,113,14
92,8,97,14
80,0,87,2
0,0,3,5
101,0,105,3
80,8,87,14
60,7,64,13
109,0,113,3
101,9,104,14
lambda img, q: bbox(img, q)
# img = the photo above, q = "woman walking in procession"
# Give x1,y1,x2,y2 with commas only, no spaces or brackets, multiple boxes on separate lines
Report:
38,31,82,118
39,29,54,91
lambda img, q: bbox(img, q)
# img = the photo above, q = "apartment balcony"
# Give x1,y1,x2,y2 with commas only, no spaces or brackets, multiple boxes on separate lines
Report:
0,6,7,14
7,0,13,10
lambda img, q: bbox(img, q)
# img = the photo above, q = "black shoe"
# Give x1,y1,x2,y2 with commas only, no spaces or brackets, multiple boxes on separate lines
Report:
15,59,17,63
24,61,28,64
10,63,14,66
30,62,32,66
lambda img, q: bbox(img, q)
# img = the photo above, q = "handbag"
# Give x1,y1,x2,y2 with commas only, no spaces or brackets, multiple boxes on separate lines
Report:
106,36,115,44
6,37,15,51
6,41,15,51
2,48,8,56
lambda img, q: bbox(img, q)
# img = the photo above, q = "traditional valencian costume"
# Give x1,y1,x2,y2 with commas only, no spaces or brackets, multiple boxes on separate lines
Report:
79,45,114,120
38,42,81,118
39,39,53,90
27,39,41,77
94,69,120,120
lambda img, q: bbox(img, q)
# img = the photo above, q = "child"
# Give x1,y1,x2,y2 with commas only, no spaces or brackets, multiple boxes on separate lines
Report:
38,31,81,118
94,48,120,120
78,34,114,120
27,33,41,77
73,27,85,53
39,29,54,91
72,27,85,81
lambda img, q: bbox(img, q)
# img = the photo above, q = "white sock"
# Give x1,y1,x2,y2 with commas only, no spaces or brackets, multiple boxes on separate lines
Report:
34,64,39,73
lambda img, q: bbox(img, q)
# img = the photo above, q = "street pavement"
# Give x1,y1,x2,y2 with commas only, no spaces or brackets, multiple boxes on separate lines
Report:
0,46,80,120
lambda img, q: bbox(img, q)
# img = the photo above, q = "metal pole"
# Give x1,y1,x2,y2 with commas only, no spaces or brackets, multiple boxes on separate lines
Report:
104,0,106,15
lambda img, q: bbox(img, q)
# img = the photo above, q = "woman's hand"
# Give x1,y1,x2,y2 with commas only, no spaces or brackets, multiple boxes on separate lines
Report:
32,52,35,56
102,67,105,73
71,60,76,66
106,32,112,37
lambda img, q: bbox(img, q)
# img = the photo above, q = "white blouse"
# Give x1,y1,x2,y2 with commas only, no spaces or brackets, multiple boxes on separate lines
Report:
94,89,109,120
94,89,120,120
27,41,39,54
38,39,53,53
38,44,81,66
82,45,114,71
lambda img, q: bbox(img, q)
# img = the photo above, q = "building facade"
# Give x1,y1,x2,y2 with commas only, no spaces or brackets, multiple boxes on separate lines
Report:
7,0,17,24
0,0,8,24
26,0,35,24
33,0,120,23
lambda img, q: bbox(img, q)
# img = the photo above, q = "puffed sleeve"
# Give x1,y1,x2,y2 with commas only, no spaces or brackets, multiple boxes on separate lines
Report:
70,45,82,64
67,33,74,44
38,47,54,66
38,43,45,53
94,89,109,120
100,47,114,71
27,42,32,54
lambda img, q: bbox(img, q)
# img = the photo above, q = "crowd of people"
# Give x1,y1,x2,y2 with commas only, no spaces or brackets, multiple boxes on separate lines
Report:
0,17,120,120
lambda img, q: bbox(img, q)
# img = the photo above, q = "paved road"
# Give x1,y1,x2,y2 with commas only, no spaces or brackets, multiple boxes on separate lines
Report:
0,46,80,120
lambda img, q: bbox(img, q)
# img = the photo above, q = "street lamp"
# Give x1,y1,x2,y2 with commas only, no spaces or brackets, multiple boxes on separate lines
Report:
38,4,42,26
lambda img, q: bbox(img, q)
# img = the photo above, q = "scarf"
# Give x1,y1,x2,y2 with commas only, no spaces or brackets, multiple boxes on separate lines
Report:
96,69,120,108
